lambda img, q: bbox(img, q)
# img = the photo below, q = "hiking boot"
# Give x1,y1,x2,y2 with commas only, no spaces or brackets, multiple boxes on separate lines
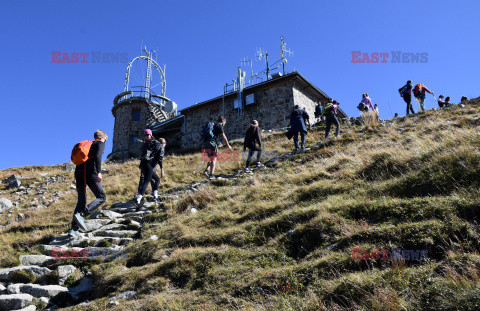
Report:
68,229,84,238
73,213,87,231
256,162,265,167
244,168,252,173
203,169,210,178
208,174,215,180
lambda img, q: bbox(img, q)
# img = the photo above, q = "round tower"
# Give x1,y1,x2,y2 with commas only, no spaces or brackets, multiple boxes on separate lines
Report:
109,48,176,159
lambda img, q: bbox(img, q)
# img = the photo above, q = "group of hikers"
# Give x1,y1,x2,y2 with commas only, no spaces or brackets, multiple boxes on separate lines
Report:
67,82,470,236
398,80,467,115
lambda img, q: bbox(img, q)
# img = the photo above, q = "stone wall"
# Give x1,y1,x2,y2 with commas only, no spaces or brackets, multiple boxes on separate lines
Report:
111,101,150,158
292,83,328,123
182,80,296,150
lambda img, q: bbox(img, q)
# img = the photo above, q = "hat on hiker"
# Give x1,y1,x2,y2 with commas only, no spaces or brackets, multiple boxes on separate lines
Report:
144,129,153,136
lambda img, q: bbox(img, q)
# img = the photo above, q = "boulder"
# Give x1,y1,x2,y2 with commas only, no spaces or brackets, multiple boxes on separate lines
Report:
0,293,33,310
19,255,55,267
2,175,20,185
7,284,68,298
17,305,36,311
57,265,80,286
112,290,136,301
0,284,5,294
0,266,51,282
63,162,76,171
0,199,12,213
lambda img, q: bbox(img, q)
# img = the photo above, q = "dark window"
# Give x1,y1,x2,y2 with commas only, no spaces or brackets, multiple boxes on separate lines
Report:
132,110,141,121
130,136,138,146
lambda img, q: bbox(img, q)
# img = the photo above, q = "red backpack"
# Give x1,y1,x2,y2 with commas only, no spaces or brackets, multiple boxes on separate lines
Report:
71,140,93,165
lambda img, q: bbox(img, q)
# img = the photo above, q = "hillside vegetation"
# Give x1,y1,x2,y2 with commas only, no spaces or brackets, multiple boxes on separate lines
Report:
1,98,480,310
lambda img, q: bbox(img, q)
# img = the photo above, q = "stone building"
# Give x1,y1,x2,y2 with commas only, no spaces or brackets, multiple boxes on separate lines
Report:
151,71,347,150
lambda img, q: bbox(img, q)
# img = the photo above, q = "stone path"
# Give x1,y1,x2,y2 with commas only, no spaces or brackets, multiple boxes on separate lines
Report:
0,144,329,310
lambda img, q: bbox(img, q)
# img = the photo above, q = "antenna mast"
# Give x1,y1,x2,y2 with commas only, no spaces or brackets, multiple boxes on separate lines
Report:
280,36,294,75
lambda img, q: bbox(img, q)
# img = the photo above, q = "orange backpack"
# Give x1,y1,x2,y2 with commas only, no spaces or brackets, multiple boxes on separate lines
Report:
413,84,423,95
71,140,93,165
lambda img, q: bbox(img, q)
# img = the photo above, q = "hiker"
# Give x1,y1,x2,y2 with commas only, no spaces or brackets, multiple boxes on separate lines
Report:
314,102,323,123
324,100,340,139
302,106,311,129
373,104,379,121
135,129,166,204
202,116,232,179
444,96,451,108
288,105,309,153
399,80,414,115
362,93,373,110
243,120,264,173
461,96,468,102
437,95,447,109
70,130,108,237
413,83,434,112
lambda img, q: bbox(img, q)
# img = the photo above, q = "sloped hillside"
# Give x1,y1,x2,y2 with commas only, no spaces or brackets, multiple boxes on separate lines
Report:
1,98,480,310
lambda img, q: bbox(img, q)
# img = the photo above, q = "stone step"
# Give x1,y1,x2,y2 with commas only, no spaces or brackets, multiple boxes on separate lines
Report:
0,266,51,282
0,294,33,310
68,236,133,247
7,283,68,298
18,255,55,267
84,219,112,231
95,223,127,231
39,245,125,262
93,230,138,238
90,210,123,220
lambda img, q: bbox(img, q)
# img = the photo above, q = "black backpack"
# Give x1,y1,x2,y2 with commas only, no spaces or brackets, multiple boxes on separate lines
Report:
201,121,215,140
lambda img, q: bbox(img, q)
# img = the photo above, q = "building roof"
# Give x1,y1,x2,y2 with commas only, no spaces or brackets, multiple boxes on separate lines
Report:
180,71,330,113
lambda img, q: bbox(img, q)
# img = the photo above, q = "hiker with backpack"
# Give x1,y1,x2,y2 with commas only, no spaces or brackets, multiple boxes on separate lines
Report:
243,120,264,173
314,102,324,123
287,105,309,154
399,80,414,115
413,83,434,112
69,130,108,237
202,116,232,179
324,100,341,140
135,129,166,204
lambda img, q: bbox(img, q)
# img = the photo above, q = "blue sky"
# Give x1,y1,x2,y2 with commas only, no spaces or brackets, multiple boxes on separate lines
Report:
0,0,479,170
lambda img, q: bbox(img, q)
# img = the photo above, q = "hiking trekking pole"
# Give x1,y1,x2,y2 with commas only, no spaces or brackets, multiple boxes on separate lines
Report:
193,160,205,175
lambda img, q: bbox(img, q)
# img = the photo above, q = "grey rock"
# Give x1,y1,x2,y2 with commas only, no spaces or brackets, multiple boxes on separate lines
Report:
18,305,37,311
112,290,136,301
0,293,33,310
0,198,13,213
0,284,5,294
68,277,93,299
90,210,123,220
0,266,51,282
63,162,76,171
93,230,138,238
8,284,68,298
39,297,49,304
2,175,20,184
97,223,127,231
57,265,77,286
19,255,55,267
107,299,119,307
84,219,112,231
9,179,22,189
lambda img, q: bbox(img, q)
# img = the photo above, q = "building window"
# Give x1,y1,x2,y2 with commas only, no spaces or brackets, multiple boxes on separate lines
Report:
130,136,138,146
132,109,141,121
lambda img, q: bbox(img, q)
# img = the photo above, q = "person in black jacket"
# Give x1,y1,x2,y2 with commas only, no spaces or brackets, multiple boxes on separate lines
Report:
287,105,309,153
243,120,264,173
136,129,166,204
399,80,414,115
70,130,108,237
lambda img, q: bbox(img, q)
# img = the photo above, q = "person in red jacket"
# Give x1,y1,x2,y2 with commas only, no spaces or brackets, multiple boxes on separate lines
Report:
413,83,434,112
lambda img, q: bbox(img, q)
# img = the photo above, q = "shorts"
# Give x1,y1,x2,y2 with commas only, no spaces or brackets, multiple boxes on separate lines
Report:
202,140,218,160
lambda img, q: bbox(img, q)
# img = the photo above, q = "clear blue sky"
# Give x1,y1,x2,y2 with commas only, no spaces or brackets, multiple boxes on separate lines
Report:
1,0,479,170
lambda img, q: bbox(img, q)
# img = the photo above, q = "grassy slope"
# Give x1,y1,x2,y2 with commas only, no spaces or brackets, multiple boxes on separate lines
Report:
1,99,480,310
